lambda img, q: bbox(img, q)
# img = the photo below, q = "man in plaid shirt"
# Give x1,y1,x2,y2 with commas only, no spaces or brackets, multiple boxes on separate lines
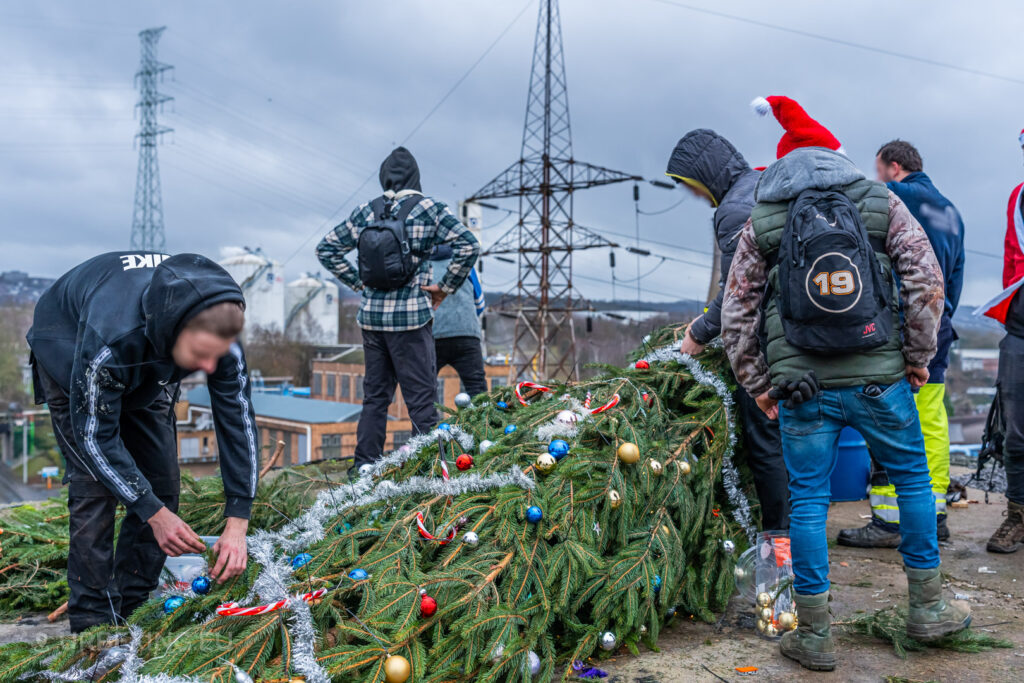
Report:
316,147,479,473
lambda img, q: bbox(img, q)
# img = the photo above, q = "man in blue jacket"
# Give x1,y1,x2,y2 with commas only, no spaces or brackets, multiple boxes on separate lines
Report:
838,140,965,547
28,252,258,631
429,245,488,398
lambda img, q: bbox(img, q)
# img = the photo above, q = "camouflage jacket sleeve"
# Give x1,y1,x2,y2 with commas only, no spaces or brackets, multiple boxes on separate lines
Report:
721,219,772,398
886,191,944,368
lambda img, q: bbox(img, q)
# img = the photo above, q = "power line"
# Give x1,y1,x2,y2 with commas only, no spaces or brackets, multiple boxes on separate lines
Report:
280,0,533,267
647,0,1024,87
599,226,713,257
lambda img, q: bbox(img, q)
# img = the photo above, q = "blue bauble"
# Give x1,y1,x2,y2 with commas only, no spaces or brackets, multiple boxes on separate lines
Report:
438,422,451,431
547,439,570,460
497,401,508,410
191,576,211,595
348,568,369,581
337,522,352,534
504,424,517,435
526,505,543,524
164,596,186,614
291,552,313,569
653,575,662,594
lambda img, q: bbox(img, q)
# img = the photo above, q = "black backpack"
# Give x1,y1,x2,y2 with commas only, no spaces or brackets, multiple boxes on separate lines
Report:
775,188,893,354
357,195,422,290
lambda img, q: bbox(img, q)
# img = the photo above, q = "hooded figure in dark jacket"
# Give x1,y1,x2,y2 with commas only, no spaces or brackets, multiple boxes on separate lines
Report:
665,129,790,530
27,252,257,631
317,147,479,475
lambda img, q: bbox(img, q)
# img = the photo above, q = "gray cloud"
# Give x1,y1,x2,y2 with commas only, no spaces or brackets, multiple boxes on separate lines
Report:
0,1,1020,309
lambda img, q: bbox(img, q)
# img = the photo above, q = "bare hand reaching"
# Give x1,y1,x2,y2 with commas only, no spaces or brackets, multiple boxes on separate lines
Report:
211,517,249,584
148,507,206,556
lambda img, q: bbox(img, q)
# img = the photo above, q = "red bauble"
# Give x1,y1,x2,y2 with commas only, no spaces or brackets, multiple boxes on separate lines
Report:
420,594,438,617
635,360,650,370
456,454,474,470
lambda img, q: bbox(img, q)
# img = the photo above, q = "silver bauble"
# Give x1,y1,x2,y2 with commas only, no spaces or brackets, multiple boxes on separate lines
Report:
358,464,373,478
599,631,618,650
722,539,735,554
491,643,504,663
527,650,541,675
556,410,579,426
455,392,472,409
479,439,494,454
462,531,479,547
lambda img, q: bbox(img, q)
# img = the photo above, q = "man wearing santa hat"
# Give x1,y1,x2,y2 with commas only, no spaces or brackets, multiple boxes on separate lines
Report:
977,129,1024,553
721,95,970,671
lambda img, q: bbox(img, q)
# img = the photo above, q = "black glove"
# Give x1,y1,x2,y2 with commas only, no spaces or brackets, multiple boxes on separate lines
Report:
769,371,819,410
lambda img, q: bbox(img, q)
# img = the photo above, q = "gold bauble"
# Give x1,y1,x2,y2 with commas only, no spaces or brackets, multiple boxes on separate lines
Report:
290,678,306,683
760,607,774,621
617,442,640,464
777,611,797,631
764,623,779,637
648,459,663,476
677,459,691,475
756,592,772,608
755,618,766,632
535,453,557,474
384,655,411,683
608,489,622,509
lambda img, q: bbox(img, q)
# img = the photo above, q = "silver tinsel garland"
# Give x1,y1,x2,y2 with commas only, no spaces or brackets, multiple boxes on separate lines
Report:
32,426,532,683
639,344,756,542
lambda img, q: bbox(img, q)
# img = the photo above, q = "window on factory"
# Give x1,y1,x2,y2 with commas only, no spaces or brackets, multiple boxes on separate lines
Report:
340,374,351,399
355,377,364,399
180,437,199,461
313,372,323,397
326,374,336,399
321,433,342,460
436,378,446,403
490,377,507,389
392,431,412,448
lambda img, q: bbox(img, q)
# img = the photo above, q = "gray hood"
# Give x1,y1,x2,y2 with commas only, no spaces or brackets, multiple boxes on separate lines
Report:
755,147,864,203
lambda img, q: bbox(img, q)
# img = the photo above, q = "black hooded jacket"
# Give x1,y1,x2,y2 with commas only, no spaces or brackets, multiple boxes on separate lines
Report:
27,252,258,521
379,147,422,195
666,129,760,344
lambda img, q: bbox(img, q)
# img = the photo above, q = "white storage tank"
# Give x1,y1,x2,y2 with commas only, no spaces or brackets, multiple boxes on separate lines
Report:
285,273,339,344
218,247,285,337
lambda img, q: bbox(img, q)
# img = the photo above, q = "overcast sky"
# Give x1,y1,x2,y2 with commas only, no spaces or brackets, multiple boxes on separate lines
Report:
1,1,1021,309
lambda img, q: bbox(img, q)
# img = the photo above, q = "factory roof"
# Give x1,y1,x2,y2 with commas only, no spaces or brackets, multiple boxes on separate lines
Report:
186,386,363,424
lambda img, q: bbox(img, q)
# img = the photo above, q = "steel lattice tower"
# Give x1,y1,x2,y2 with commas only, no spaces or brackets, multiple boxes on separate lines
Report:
130,27,173,252
466,0,639,381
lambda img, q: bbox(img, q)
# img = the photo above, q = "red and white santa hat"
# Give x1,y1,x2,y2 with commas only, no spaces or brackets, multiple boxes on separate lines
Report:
751,95,844,159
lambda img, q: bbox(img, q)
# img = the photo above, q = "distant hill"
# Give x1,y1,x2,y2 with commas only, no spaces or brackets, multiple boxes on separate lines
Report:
0,271,54,305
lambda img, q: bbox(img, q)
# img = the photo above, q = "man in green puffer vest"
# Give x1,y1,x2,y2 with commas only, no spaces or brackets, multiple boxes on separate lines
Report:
721,95,970,672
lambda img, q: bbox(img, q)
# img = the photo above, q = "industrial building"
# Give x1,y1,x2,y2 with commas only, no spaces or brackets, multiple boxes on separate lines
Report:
309,344,509,416
174,385,414,477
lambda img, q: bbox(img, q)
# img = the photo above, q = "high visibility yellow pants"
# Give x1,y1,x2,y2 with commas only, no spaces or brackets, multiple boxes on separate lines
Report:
869,383,949,523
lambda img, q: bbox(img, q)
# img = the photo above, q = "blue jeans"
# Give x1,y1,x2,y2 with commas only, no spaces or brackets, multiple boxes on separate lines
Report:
780,379,939,595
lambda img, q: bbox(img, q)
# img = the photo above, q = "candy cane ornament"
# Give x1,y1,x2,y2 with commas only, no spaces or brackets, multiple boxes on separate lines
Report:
515,381,552,406
589,393,620,415
416,511,456,544
215,588,327,617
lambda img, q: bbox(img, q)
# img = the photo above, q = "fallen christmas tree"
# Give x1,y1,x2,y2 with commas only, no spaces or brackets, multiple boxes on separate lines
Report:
0,324,757,682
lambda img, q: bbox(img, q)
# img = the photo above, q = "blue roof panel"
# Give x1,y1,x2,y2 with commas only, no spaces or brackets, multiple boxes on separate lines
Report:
186,386,363,424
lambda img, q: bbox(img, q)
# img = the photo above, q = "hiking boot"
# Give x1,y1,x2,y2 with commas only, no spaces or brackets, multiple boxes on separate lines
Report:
779,592,835,671
905,566,971,642
836,519,900,548
936,514,950,542
986,500,1024,553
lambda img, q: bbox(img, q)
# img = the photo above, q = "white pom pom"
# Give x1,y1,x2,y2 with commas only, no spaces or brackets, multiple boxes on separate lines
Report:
751,97,771,117
836,146,847,156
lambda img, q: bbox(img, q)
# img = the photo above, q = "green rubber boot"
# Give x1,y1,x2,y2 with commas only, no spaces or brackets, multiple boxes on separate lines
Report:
779,591,836,671
905,566,971,642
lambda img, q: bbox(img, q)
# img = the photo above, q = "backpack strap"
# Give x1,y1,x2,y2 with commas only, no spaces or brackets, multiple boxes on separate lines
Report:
395,194,421,222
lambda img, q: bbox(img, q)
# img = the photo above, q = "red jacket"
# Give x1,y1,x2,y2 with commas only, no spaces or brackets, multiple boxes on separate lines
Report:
981,182,1024,324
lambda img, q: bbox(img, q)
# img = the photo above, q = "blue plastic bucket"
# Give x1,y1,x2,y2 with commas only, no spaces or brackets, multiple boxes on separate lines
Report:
830,427,870,502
